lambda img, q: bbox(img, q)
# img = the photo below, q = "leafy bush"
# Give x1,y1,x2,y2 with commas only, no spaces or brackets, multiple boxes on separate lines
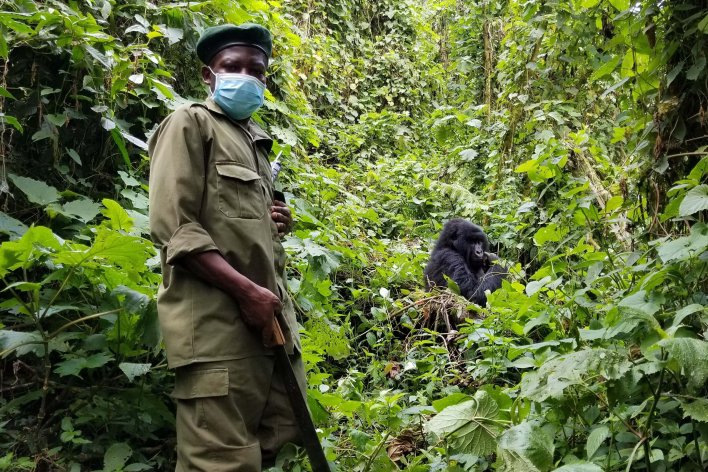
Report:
1,0,708,471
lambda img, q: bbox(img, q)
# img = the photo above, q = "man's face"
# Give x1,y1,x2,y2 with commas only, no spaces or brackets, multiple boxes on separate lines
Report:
201,45,268,92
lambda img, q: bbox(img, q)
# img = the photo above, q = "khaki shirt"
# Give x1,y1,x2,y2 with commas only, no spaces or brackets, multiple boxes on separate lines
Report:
148,98,300,368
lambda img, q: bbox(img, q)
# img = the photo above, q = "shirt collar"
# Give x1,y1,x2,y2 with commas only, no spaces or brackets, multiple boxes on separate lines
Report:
203,97,273,154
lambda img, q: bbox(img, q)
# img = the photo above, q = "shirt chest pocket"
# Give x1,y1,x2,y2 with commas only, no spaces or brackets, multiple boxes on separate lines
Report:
215,163,267,219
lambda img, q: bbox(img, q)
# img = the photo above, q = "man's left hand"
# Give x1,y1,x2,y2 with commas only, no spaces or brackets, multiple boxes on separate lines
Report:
271,200,292,239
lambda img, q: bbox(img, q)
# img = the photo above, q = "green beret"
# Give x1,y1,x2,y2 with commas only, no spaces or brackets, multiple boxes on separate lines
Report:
197,23,272,64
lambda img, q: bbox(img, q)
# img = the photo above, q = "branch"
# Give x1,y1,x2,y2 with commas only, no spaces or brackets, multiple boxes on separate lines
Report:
0,309,122,358
388,295,444,319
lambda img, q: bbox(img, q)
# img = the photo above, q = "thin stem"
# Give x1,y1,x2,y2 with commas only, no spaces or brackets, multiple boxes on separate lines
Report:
47,309,121,339
665,151,708,159
625,437,647,472
690,419,706,470
37,340,50,426
388,295,444,319
362,431,390,472
644,367,666,436
40,266,77,319
585,386,642,439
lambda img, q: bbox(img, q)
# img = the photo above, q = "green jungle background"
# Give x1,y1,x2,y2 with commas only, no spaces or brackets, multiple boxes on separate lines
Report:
1,0,708,471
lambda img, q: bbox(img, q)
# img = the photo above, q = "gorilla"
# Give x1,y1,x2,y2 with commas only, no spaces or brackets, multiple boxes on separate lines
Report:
424,219,507,306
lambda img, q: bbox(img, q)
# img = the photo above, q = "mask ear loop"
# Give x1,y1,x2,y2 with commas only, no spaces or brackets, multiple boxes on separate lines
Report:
207,67,218,97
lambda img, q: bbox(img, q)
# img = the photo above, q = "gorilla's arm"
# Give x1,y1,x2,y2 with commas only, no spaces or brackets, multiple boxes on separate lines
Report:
467,255,508,305
423,248,483,301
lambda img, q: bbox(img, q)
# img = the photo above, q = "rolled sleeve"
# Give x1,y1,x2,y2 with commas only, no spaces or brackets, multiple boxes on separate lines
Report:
165,222,219,265
149,105,217,265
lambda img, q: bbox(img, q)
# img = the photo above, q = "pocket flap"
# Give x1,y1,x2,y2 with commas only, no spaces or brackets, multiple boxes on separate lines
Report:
172,368,229,399
216,163,261,182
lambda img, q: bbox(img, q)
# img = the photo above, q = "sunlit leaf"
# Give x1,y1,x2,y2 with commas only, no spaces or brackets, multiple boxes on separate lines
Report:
0,114,22,132
0,86,14,99
119,362,151,382
608,0,628,10
589,55,621,81
1,225,61,272
101,198,134,231
698,14,708,33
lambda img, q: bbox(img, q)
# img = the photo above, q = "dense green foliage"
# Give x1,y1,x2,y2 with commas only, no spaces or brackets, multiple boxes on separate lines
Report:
1,0,708,471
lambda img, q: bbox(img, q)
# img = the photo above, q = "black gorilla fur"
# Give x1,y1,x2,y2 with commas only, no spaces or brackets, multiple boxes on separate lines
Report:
424,219,507,305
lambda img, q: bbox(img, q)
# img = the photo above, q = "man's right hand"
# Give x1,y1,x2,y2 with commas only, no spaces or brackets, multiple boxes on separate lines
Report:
237,284,282,346
178,251,283,346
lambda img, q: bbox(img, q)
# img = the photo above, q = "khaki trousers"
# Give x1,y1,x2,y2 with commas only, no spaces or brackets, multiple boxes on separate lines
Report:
172,355,306,472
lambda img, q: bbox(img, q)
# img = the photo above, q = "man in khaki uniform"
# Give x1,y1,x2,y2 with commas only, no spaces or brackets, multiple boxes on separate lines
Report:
148,23,305,472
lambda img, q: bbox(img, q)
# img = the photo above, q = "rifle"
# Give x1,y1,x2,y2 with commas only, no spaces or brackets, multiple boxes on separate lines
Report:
270,154,331,472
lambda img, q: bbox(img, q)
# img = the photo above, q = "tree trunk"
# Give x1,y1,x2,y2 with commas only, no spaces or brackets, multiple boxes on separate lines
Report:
483,28,544,226
483,19,493,123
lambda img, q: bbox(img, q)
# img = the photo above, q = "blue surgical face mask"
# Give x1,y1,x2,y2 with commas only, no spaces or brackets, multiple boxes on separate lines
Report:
209,68,266,121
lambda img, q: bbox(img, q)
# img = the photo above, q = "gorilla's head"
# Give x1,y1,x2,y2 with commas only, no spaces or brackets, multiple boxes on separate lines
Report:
437,219,489,268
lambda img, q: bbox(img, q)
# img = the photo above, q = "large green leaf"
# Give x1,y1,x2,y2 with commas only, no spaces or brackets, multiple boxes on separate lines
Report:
54,226,153,270
104,443,132,472
8,174,60,205
0,330,42,357
425,390,502,455
0,390,43,416
497,422,554,472
681,399,708,423
617,291,665,317
657,223,708,263
589,55,621,81
687,57,706,81
432,393,472,412
0,211,28,240
112,285,150,313
101,198,134,232
60,198,102,223
679,185,708,216
55,353,113,377
521,349,631,401
119,362,151,382
586,425,610,458
658,338,708,392
1,225,61,271
0,113,22,132
497,448,542,472
121,189,148,209
608,0,628,10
